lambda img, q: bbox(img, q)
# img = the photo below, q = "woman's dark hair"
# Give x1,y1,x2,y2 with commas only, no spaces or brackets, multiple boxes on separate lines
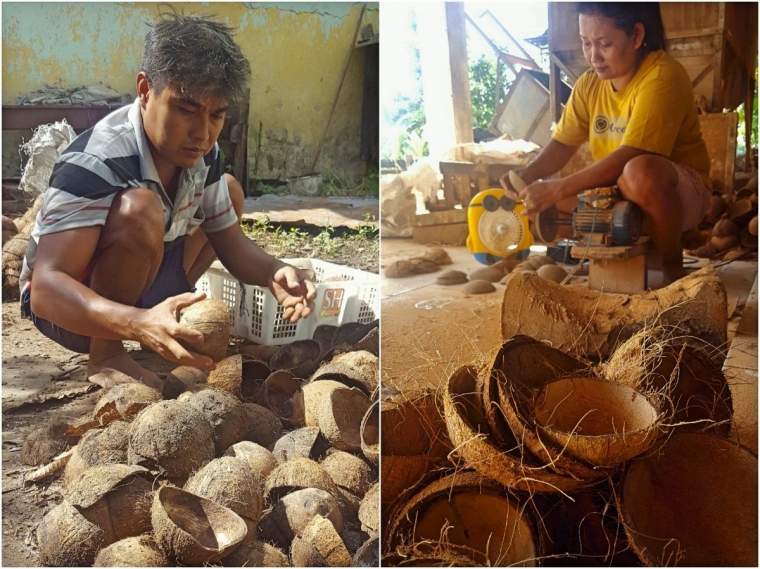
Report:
140,11,251,102
578,2,667,53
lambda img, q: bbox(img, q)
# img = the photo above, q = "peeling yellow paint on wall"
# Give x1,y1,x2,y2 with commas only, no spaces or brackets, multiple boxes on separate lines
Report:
2,2,379,182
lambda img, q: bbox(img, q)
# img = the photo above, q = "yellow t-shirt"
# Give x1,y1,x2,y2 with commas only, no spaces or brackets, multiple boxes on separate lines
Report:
553,50,712,189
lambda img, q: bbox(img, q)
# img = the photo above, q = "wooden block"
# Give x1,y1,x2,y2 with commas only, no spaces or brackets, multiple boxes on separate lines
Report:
412,223,469,246
571,238,650,260
587,255,647,294
413,209,468,227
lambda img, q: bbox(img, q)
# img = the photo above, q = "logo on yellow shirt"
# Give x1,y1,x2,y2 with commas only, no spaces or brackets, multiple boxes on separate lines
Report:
594,115,627,135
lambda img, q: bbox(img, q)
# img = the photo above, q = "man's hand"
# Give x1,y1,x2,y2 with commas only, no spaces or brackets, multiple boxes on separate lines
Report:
269,264,318,323
131,291,216,371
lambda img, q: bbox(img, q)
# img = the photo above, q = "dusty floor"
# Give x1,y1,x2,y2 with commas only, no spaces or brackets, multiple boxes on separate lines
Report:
380,237,759,449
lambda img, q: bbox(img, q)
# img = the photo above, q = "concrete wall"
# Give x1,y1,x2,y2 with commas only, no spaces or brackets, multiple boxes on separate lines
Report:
2,2,378,183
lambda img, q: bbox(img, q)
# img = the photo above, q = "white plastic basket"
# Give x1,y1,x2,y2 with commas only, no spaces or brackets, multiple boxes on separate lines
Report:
195,259,379,345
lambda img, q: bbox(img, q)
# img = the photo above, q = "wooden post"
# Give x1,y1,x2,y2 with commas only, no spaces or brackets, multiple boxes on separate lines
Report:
446,3,474,146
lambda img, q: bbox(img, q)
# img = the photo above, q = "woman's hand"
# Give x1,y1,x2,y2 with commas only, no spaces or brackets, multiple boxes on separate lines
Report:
499,169,528,201
519,179,566,215
268,264,318,323
131,291,216,371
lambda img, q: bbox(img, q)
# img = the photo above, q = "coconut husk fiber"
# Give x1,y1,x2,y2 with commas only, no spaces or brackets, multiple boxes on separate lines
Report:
224,440,278,478
358,482,379,536
21,419,75,467
184,456,264,523
501,267,728,358
207,354,243,397
265,457,340,503
272,426,330,463
444,364,593,494
602,333,734,437
64,464,153,543
290,514,352,567
2,224,32,300
178,298,231,363
151,485,248,566
310,350,379,396
533,377,661,468
94,535,170,567
487,335,609,481
222,536,291,567
64,420,131,486
37,500,107,566
182,388,248,455
322,450,376,496
127,400,215,484
271,487,343,544
387,471,540,567
619,433,758,567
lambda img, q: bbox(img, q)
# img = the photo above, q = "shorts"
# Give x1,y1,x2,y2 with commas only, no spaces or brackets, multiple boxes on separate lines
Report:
21,239,192,354
672,163,711,232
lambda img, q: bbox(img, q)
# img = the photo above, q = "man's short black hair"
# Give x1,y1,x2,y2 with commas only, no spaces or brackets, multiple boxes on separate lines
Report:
141,11,251,102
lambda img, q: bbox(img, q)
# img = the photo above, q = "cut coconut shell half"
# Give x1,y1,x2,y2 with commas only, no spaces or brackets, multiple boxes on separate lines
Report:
184,456,264,523
37,500,107,567
489,335,608,480
264,457,339,503
310,350,379,395
261,370,304,426
270,340,322,378
444,365,592,493
620,433,758,567
224,441,278,478
604,341,734,437
151,485,248,566
241,357,272,403
271,426,330,464
94,535,169,567
360,400,379,465
533,377,661,468
387,471,540,567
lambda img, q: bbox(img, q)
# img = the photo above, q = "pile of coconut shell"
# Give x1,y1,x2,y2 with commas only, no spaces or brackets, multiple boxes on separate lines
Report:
21,299,380,567
686,174,758,261
434,255,574,296
382,332,756,566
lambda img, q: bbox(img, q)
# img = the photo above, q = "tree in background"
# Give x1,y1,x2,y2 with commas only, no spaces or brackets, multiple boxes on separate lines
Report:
469,55,512,130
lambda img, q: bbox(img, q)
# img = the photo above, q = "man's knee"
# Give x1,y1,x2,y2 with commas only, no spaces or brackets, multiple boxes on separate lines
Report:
102,188,164,251
224,173,245,221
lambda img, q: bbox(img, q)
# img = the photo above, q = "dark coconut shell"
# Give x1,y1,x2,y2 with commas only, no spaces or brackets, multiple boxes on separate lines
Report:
620,433,757,567
387,472,540,566
270,340,321,378
162,366,207,399
261,370,304,425
241,357,272,403
243,401,283,449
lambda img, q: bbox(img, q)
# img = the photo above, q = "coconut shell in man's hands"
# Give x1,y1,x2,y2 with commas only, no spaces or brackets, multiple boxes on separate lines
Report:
178,298,230,362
